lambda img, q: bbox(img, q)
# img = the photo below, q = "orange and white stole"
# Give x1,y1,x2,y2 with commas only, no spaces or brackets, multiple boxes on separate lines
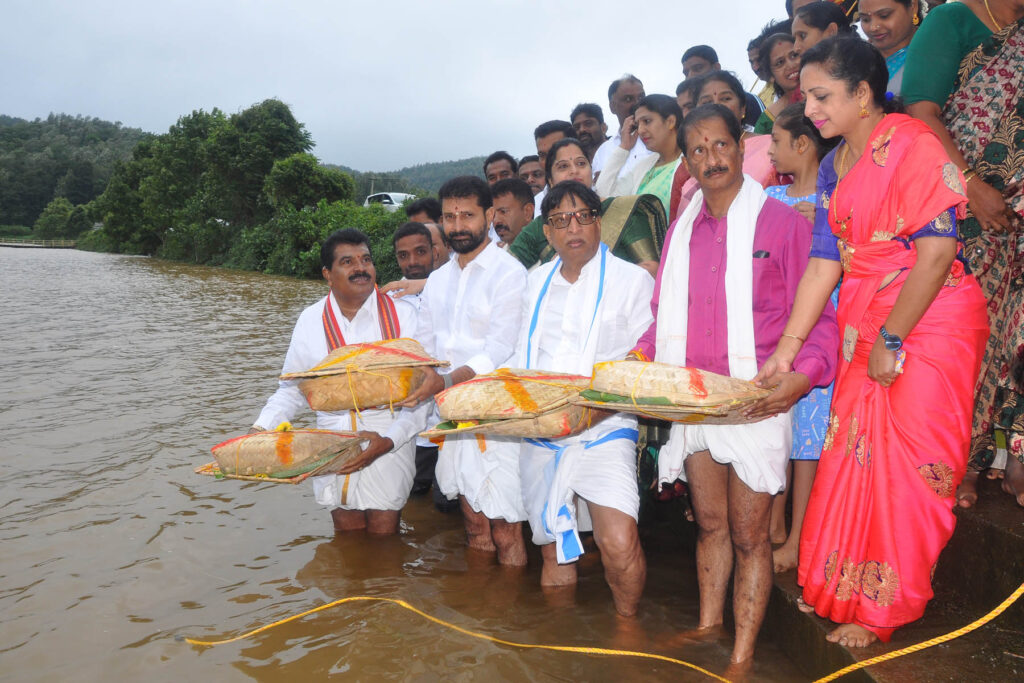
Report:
320,287,400,505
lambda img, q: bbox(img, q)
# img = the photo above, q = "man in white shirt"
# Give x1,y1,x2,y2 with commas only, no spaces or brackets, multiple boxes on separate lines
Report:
570,103,608,161
401,176,530,566
591,75,654,183
515,181,654,616
253,229,424,535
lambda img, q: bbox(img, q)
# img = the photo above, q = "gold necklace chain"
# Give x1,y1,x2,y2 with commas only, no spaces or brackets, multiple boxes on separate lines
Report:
983,0,1004,31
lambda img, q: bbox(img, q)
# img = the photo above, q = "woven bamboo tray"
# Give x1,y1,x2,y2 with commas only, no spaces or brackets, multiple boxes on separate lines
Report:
279,338,448,412
590,360,770,407
422,369,611,438
574,361,772,425
208,429,364,480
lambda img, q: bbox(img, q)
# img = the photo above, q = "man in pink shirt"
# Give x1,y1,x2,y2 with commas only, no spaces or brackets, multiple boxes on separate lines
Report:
632,104,837,675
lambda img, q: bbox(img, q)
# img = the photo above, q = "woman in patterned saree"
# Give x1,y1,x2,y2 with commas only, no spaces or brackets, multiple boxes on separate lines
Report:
904,0,1024,507
755,37,988,647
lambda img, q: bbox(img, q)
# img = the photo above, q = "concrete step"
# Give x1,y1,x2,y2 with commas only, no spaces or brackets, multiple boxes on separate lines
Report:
766,476,1024,682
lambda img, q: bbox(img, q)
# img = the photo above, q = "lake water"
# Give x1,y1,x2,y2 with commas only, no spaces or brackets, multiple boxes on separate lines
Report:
0,248,803,681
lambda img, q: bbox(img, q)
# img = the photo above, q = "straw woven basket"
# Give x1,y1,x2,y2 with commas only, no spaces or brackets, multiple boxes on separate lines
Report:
569,360,773,425
280,338,448,411
590,361,770,406
211,429,363,478
424,368,610,438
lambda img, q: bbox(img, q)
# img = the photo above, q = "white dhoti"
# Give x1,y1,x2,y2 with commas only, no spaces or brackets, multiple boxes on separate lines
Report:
520,423,640,563
435,434,527,523
311,447,415,510
309,405,416,511
659,413,791,495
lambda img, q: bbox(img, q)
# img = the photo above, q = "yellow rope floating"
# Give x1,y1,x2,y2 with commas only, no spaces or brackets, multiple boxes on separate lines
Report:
183,581,1024,683
184,595,729,682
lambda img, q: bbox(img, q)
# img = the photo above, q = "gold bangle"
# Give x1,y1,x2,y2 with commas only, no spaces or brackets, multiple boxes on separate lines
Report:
962,168,977,184
781,333,805,343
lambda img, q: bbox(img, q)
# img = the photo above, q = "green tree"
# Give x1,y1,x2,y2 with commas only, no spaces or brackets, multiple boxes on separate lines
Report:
33,196,73,238
263,153,354,210
65,205,91,238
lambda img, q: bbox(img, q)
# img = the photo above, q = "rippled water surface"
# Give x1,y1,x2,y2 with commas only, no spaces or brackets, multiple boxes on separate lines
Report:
0,249,803,681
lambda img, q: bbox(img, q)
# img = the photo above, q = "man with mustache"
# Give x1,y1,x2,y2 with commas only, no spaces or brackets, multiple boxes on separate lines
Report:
401,175,530,566
570,103,608,161
490,178,535,249
252,228,423,535
518,155,546,196
630,104,837,674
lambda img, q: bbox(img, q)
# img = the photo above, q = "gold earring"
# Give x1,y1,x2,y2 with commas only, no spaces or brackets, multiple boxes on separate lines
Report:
859,102,869,118
913,12,920,25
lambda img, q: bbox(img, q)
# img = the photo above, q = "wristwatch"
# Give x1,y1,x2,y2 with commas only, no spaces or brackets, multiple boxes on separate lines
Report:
879,326,903,352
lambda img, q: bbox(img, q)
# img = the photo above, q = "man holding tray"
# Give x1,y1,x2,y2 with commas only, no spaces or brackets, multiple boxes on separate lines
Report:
253,228,425,535
630,104,837,673
400,176,530,566
515,181,654,616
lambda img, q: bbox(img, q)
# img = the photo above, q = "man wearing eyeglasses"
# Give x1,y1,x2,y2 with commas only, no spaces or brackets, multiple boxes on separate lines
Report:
514,181,654,617
400,175,530,567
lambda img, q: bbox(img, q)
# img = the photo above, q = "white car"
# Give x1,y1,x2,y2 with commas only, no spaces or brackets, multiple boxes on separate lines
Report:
362,192,416,212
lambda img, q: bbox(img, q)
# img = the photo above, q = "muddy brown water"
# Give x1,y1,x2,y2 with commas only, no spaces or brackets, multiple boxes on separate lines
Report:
0,249,804,681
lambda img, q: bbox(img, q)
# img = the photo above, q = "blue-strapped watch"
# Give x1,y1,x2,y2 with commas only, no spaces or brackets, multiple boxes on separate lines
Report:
879,326,903,352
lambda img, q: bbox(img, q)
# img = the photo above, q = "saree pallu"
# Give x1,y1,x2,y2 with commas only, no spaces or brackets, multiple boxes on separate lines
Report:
942,18,1024,468
798,115,988,640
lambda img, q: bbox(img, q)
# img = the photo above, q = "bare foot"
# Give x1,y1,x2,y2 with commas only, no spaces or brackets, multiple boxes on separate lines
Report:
956,469,980,508
772,542,798,574
986,468,1004,480
723,658,754,681
827,623,878,648
1001,456,1024,507
796,596,814,614
657,623,723,651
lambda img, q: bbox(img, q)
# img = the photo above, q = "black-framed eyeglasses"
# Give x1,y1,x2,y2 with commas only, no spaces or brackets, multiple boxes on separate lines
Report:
545,209,599,230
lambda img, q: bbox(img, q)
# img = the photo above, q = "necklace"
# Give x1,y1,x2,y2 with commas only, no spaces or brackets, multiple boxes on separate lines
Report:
983,0,1004,31
835,144,852,179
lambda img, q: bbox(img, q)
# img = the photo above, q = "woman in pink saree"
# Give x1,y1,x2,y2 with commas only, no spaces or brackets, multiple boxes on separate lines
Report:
756,37,987,647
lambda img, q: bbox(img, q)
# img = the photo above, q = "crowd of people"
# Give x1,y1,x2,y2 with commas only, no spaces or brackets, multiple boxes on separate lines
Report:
249,0,1023,675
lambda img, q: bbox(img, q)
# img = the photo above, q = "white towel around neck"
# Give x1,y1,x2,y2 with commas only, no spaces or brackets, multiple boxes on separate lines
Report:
655,174,766,380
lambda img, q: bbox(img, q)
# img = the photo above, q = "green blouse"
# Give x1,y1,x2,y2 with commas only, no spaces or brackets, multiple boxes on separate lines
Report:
637,158,680,223
902,2,991,106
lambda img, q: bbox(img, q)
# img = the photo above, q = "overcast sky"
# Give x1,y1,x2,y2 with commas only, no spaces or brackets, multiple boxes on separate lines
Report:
3,1,787,171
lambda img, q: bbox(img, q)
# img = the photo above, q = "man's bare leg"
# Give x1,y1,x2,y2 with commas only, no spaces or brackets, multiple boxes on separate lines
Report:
540,543,578,586
365,509,401,535
331,507,367,531
727,466,775,667
683,450,731,636
460,495,496,552
491,519,527,566
589,502,645,617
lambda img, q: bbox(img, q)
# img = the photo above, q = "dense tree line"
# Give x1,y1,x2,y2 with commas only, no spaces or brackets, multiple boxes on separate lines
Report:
78,99,407,282
389,156,486,194
0,113,146,227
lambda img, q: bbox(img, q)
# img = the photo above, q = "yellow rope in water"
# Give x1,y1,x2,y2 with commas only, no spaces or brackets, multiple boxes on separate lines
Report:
812,580,1024,682
183,581,1024,682
184,596,729,682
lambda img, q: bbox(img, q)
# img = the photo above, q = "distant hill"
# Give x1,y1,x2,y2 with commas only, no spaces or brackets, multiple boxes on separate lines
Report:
0,113,147,226
330,156,486,202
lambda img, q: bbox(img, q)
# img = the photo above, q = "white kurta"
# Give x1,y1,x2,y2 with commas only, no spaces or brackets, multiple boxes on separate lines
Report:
417,240,529,522
255,291,426,511
515,246,654,561
592,135,654,179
